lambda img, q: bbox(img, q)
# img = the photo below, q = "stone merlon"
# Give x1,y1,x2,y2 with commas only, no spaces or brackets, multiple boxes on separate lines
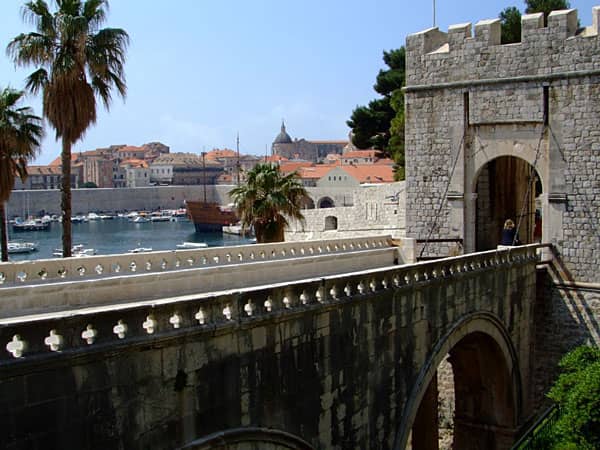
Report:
406,6,600,87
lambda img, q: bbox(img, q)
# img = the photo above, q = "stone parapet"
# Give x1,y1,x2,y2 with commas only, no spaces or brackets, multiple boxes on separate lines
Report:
0,244,541,449
0,236,395,318
406,7,600,88
0,244,541,364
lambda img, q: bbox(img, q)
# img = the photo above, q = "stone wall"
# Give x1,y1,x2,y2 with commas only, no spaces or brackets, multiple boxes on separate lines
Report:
532,268,600,410
286,182,406,241
404,7,600,282
6,185,355,217
0,246,540,449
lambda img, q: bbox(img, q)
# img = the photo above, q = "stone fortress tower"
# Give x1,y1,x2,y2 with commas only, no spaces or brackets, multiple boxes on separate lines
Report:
404,6,600,283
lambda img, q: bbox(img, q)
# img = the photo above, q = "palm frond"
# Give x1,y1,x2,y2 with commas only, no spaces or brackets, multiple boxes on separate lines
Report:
22,1,54,35
83,0,108,31
0,87,42,203
24,68,49,94
6,32,54,67
229,162,307,242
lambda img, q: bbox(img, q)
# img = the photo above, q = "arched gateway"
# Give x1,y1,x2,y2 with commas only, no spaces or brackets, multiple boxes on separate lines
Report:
397,313,522,450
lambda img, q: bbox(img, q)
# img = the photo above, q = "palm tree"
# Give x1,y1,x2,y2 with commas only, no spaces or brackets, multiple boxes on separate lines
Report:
7,0,129,257
230,163,308,243
0,87,43,262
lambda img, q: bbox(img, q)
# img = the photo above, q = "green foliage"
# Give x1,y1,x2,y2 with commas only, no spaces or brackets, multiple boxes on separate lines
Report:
347,47,405,179
80,181,98,188
525,0,571,26
8,0,128,257
389,89,405,181
546,345,600,449
347,98,395,150
499,0,571,44
0,87,43,261
500,7,522,44
229,163,308,243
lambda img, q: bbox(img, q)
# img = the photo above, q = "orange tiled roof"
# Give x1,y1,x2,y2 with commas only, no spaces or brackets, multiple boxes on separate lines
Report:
374,157,395,165
26,165,62,175
49,153,79,166
120,158,148,168
296,165,335,179
265,155,288,162
341,164,394,183
293,163,394,183
117,145,145,153
343,149,378,158
206,148,237,159
279,161,315,174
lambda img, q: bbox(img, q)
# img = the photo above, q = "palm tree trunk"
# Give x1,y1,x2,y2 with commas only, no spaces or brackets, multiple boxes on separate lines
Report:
61,139,72,257
0,202,8,262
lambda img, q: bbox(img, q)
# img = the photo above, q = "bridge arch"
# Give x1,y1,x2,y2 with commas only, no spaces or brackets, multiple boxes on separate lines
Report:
396,312,523,450
181,427,315,450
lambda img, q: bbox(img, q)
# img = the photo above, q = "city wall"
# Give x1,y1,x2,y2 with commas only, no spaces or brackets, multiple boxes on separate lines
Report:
286,182,406,241
404,7,600,282
0,246,539,449
6,185,356,217
405,8,600,438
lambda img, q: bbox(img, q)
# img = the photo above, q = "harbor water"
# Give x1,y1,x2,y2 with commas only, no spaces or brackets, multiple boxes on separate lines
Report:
8,218,253,261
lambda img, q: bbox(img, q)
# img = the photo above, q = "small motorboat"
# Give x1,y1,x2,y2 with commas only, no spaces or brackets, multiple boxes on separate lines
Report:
128,247,153,253
12,218,50,232
150,215,170,222
71,215,88,223
52,244,96,257
7,241,38,254
130,216,150,223
176,242,208,249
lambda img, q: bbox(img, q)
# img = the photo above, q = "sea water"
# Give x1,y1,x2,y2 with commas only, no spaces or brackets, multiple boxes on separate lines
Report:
8,218,253,261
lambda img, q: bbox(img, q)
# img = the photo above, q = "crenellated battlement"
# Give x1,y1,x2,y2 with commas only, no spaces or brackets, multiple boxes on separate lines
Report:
406,6,600,87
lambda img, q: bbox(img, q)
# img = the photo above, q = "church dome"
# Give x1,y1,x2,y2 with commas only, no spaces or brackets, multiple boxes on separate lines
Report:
273,121,292,144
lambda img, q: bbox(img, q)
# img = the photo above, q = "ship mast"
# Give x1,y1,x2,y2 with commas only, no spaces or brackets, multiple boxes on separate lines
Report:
236,132,240,186
201,151,207,203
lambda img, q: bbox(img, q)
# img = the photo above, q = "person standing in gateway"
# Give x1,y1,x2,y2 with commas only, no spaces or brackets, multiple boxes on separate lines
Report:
500,219,520,246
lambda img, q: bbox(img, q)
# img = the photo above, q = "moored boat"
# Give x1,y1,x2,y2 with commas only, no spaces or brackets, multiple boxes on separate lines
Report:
52,244,96,257
185,200,237,233
12,218,50,232
176,241,208,249
128,247,153,253
130,215,150,223
7,241,38,254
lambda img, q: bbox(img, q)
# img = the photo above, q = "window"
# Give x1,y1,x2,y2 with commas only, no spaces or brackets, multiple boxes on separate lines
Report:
324,216,338,231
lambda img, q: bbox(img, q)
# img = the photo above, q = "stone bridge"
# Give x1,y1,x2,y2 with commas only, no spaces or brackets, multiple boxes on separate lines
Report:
0,237,549,449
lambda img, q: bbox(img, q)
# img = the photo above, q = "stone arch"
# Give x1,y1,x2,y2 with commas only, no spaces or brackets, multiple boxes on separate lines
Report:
317,196,335,208
468,127,548,194
463,124,554,252
181,427,315,450
472,155,543,251
324,216,338,231
395,312,522,450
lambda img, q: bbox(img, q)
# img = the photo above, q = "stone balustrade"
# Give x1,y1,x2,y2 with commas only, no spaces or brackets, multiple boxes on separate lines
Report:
0,244,544,364
0,236,392,286
0,236,397,318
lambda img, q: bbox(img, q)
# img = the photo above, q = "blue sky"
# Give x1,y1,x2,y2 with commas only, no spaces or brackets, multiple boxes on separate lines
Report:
1,0,597,164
